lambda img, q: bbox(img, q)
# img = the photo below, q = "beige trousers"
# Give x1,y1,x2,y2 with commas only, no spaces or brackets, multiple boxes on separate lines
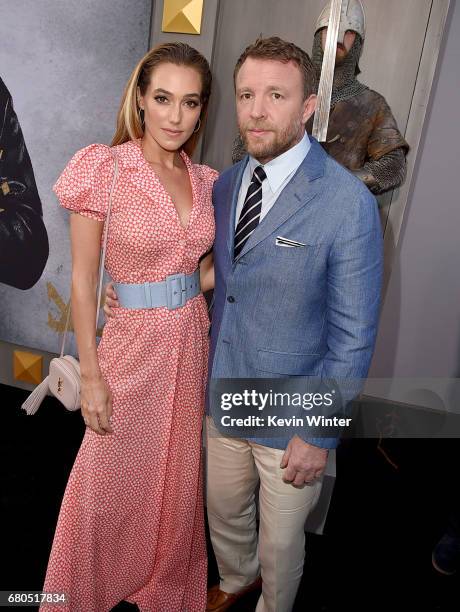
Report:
206,416,323,612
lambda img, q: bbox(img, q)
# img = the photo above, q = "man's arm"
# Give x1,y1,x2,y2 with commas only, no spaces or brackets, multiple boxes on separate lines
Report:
305,185,384,449
0,79,49,289
281,184,383,484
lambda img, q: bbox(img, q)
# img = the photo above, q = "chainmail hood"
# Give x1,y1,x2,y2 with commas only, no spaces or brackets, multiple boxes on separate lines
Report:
312,30,368,107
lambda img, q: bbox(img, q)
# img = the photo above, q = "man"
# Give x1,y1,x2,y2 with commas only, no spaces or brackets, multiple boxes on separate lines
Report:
232,0,409,196
105,37,383,612
0,76,49,289
206,37,382,612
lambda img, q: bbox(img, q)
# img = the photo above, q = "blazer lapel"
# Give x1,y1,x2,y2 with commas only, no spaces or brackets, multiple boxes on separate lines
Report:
226,157,248,255
234,139,326,262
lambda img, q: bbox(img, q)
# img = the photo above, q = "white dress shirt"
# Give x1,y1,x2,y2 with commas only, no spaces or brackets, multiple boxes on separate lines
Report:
234,132,311,230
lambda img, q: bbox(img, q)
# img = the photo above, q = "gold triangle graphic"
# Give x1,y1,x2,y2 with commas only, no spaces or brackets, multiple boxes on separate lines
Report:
163,10,198,34
181,0,203,33
162,0,190,29
162,0,203,34
13,350,43,384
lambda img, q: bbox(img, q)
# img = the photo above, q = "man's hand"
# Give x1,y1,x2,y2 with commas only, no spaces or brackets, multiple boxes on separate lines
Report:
280,435,328,486
103,282,120,318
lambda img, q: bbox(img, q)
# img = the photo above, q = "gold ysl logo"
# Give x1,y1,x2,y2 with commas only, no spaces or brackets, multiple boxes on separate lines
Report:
57,377,63,393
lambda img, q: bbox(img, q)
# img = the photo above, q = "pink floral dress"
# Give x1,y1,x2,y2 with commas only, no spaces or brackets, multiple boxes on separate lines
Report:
40,139,218,612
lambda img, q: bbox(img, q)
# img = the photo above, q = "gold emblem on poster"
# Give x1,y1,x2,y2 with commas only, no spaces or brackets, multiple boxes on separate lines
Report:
13,350,43,384
162,0,204,35
47,281,104,337
47,282,72,334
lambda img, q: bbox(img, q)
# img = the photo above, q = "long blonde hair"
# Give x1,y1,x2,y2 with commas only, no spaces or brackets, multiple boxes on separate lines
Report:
111,42,212,156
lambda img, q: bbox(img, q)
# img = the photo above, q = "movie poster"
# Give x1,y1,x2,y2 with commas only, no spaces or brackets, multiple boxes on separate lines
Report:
0,0,151,354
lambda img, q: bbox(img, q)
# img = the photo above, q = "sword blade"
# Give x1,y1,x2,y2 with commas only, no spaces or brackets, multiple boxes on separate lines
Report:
312,0,343,142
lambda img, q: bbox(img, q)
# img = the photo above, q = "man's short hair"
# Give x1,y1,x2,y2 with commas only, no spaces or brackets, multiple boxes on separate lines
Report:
234,36,317,99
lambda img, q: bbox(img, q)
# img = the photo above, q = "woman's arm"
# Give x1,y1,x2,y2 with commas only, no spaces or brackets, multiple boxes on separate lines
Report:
199,251,214,293
70,213,113,435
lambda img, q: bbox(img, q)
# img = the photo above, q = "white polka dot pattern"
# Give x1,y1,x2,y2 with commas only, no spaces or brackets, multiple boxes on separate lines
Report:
40,140,218,612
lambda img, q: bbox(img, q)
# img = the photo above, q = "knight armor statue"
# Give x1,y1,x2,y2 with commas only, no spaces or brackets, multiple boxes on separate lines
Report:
232,0,409,196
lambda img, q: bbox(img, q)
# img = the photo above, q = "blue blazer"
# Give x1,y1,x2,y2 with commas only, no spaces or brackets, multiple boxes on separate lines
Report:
207,138,383,449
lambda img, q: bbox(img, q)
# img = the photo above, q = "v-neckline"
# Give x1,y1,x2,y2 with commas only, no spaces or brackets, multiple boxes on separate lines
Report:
134,139,196,231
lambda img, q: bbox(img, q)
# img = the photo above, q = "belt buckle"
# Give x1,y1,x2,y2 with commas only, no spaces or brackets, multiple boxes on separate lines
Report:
165,273,186,310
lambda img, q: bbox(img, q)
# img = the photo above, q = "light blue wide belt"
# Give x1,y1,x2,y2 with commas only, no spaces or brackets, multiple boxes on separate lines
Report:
113,270,201,310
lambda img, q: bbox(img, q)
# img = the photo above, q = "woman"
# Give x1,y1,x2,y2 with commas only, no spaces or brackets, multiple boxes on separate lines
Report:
41,42,217,612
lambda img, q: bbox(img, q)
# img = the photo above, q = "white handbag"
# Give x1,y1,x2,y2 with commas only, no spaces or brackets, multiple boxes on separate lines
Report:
21,151,119,415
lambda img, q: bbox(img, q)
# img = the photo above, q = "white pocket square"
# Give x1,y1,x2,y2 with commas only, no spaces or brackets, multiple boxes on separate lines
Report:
275,236,307,248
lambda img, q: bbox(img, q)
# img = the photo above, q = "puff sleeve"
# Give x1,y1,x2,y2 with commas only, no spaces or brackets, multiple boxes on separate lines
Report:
53,143,115,222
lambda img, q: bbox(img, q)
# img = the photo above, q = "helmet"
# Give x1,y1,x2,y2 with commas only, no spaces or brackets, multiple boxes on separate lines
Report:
315,0,366,43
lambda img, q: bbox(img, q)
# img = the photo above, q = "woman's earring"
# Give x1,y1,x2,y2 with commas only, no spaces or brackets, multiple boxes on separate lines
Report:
138,108,145,128
193,117,201,133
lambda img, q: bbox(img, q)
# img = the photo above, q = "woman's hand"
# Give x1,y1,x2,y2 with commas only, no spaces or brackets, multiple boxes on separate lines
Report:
81,374,114,435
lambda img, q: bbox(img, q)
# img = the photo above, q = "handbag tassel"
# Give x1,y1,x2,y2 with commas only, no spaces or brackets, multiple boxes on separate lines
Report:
21,376,50,415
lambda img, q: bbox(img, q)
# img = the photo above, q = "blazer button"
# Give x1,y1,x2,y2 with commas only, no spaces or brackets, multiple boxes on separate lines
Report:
227,296,235,303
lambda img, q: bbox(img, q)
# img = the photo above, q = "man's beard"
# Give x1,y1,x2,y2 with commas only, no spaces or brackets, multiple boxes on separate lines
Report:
239,118,303,162
335,46,348,66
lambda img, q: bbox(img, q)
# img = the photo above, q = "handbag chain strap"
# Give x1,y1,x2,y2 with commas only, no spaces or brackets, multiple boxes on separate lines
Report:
60,150,119,357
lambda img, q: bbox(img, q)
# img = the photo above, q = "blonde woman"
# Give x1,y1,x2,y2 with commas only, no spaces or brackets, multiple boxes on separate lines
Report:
40,43,217,612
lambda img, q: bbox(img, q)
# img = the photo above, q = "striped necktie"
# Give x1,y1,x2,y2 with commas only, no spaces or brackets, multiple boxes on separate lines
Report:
234,165,267,259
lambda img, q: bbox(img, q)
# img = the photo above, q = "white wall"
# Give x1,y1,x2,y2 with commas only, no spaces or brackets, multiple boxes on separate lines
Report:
370,0,460,379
